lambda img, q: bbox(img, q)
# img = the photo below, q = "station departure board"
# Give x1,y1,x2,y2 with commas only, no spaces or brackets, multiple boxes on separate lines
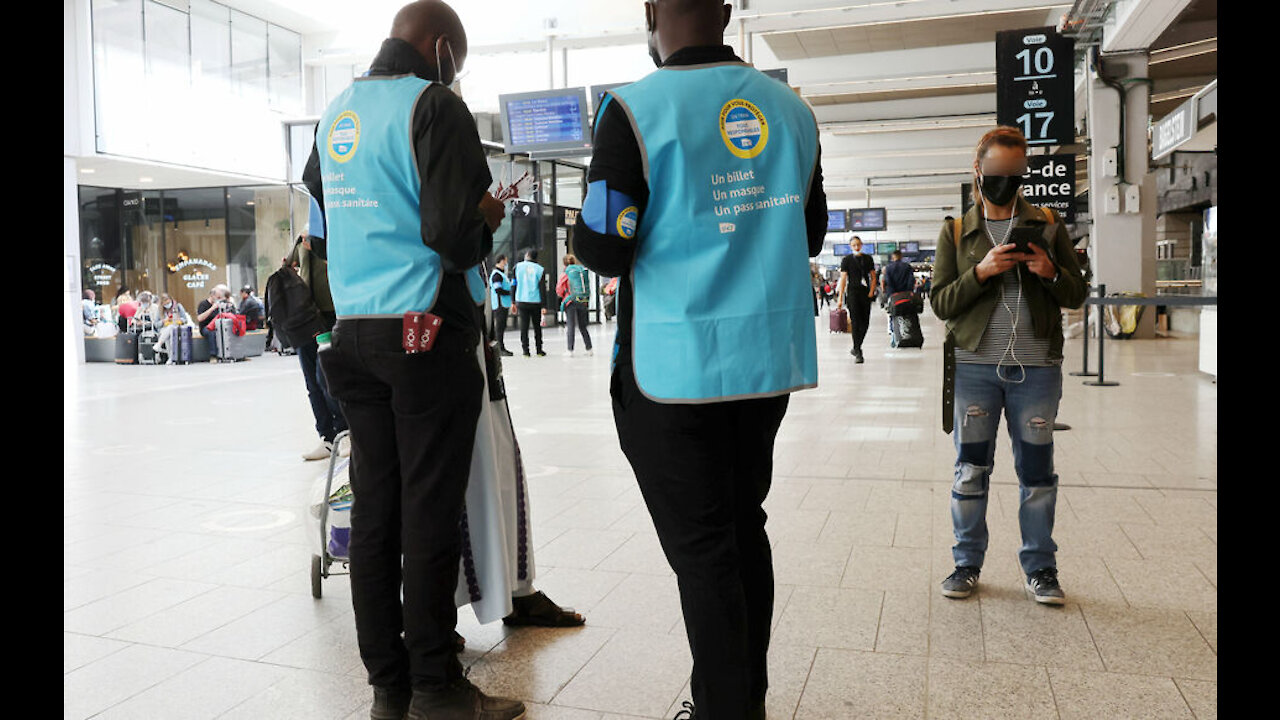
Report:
499,88,593,156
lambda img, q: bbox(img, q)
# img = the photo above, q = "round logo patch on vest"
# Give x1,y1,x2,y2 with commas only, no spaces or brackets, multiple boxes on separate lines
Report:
616,206,638,239
719,99,769,159
327,111,361,163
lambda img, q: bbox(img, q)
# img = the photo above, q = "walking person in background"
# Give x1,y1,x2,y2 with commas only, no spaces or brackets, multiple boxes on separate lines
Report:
931,125,1086,606
284,200,349,462
557,253,593,357
512,250,546,357
836,235,877,363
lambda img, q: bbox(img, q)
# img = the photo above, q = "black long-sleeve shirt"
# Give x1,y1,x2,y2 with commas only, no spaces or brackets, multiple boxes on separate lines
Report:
302,38,493,332
574,45,828,356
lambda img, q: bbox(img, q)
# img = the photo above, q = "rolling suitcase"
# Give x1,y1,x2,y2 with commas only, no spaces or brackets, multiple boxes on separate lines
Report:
829,307,849,333
138,331,159,365
215,317,235,362
173,325,193,364
889,293,924,349
114,332,139,364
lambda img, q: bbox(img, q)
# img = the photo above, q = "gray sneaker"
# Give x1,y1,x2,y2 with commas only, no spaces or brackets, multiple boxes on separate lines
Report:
941,566,981,599
1026,567,1066,606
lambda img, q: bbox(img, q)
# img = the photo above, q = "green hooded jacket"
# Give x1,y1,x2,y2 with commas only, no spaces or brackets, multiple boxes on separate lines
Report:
931,196,1087,433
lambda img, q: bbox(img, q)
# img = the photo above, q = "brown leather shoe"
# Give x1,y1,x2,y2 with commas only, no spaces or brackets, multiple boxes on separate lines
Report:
405,679,525,720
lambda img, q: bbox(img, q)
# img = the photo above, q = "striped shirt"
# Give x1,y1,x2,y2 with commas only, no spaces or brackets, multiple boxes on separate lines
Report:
954,217,1058,367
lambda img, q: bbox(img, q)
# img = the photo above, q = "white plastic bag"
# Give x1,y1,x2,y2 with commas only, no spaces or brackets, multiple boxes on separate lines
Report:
306,456,352,559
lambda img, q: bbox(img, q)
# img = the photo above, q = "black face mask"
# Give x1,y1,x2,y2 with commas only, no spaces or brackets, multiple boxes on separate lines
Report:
979,174,1023,207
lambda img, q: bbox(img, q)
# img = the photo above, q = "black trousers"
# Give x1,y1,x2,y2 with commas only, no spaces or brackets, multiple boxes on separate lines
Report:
492,306,510,350
848,292,872,353
319,319,484,691
611,357,788,720
516,302,543,353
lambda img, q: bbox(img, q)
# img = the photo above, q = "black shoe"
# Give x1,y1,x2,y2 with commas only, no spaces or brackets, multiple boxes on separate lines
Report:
941,566,981,599
406,679,525,720
536,350,546,357
371,686,411,720
672,700,696,720
522,351,531,357
1026,567,1066,606
499,348,514,357
855,352,865,364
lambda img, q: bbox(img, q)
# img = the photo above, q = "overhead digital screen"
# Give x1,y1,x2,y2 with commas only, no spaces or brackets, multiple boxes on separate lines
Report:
902,241,920,253
827,210,847,232
880,242,899,254
833,243,852,256
499,88,593,156
848,207,887,231
862,243,876,255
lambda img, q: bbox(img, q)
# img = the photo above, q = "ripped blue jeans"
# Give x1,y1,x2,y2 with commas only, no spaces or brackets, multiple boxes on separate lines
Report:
951,362,1061,575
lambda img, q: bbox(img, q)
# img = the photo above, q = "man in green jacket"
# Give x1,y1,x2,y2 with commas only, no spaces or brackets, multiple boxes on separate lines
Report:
931,126,1086,606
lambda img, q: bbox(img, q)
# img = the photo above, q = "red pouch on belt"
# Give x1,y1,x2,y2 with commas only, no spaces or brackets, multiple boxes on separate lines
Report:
402,312,443,353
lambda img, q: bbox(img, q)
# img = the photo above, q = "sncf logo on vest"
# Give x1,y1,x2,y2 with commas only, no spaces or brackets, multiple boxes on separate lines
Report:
719,99,769,159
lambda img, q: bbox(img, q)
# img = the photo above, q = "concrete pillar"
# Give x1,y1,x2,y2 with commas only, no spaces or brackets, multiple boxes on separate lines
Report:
1086,51,1157,338
65,0,89,369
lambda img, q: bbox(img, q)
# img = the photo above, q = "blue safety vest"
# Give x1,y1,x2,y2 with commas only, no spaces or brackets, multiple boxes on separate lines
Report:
316,74,485,317
490,268,512,310
608,62,820,403
513,261,544,304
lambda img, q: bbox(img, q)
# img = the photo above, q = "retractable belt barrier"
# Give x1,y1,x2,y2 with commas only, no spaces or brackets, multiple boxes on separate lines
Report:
1071,284,1218,387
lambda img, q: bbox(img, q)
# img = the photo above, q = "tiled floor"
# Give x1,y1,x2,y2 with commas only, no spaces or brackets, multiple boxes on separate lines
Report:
65,310,1217,719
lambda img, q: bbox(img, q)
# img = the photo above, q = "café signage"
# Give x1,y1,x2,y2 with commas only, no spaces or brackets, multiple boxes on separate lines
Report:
88,262,117,287
167,252,218,289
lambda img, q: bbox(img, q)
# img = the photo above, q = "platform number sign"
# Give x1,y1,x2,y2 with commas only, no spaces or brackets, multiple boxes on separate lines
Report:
997,27,1074,147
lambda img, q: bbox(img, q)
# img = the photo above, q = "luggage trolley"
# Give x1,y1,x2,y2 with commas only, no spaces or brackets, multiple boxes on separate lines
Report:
310,430,352,598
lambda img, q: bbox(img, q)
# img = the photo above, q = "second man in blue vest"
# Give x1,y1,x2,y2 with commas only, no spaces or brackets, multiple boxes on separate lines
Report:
575,1,829,717
512,250,546,357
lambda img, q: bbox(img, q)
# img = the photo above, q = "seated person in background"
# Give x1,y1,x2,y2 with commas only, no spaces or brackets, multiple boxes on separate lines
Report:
131,291,163,331
195,288,234,359
114,289,137,332
238,284,265,330
151,292,191,363
82,289,98,334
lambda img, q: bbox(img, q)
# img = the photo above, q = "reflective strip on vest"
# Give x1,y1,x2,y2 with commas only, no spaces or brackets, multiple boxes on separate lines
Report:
316,75,442,317
610,64,820,403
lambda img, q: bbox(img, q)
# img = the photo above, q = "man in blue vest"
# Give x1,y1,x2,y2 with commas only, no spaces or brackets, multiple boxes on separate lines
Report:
511,250,546,357
301,2,525,719
574,2,828,717
488,254,514,356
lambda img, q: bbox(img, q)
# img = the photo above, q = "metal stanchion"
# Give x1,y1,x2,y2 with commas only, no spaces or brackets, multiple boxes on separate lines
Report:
1069,284,1098,377
1085,283,1119,387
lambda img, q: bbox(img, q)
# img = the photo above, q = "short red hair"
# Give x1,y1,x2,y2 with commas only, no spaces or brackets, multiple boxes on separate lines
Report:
974,125,1028,168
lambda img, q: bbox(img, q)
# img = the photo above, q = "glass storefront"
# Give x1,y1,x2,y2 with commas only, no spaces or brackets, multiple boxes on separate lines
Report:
79,184,306,315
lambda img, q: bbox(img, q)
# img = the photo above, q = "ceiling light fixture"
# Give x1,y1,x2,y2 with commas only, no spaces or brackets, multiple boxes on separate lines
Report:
80,168,95,174
139,177,154,183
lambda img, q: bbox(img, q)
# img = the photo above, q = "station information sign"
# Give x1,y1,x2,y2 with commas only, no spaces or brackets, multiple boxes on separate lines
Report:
1021,154,1076,223
996,27,1075,147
